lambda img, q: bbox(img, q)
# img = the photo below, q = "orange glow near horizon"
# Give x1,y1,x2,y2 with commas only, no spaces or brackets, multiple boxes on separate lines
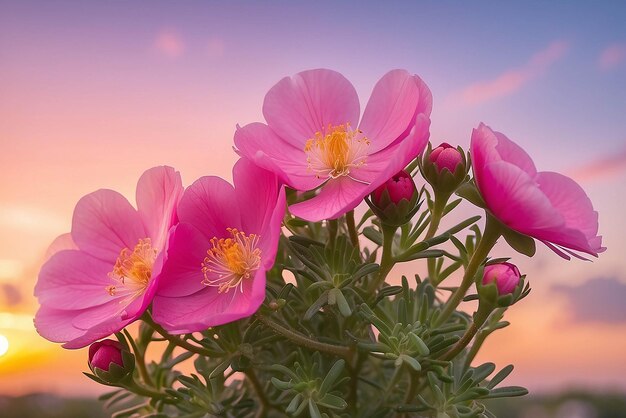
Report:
2,0,626,398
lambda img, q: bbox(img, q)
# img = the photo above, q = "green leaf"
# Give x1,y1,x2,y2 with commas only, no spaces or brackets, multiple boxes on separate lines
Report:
501,227,536,257
363,226,383,245
335,289,352,317
456,182,485,208
309,399,323,418
481,386,528,398
319,359,345,395
318,393,348,410
487,365,514,389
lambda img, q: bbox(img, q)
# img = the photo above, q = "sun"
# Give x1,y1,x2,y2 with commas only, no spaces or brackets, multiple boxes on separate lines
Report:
0,334,9,357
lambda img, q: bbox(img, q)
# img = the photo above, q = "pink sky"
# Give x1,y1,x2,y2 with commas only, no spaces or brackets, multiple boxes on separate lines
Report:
1,1,626,397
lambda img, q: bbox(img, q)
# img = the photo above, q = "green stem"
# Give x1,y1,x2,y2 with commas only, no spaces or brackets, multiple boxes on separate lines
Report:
440,304,491,361
256,314,351,358
143,314,213,357
246,368,272,417
463,328,489,370
328,219,338,249
434,215,501,327
368,224,397,294
424,192,450,240
123,329,154,387
346,210,360,250
122,382,168,400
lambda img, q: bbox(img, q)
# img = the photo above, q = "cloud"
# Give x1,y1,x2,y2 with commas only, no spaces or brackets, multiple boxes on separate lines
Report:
0,284,22,307
599,43,626,70
552,277,626,324
154,29,185,58
567,146,626,181
451,40,570,106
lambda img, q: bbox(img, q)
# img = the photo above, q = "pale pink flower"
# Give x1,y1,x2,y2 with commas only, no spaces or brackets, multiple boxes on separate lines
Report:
152,159,285,333
34,167,183,348
235,69,432,221
471,123,604,259
482,262,521,295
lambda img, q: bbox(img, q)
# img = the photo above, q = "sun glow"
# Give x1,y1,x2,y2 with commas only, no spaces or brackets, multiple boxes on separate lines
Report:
0,334,9,357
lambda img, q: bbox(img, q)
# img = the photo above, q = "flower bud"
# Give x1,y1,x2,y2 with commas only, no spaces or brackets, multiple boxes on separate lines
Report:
482,262,521,296
429,143,463,173
372,170,416,207
420,142,468,194
87,339,135,384
89,339,124,371
368,170,420,226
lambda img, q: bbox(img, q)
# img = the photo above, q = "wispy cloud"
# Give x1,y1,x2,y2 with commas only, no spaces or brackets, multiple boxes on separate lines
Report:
154,29,185,58
599,43,626,71
568,146,626,181
553,277,626,324
450,40,570,106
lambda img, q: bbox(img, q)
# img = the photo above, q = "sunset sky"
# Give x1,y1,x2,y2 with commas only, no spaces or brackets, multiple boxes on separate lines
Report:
1,1,625,396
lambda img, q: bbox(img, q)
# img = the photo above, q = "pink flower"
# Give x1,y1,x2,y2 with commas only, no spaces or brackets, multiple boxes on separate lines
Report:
34,167,183,348
429,143,463,173
471,123,604,259
482,263,521,295
372,170,417,207
88,339,124,372
235,69,432,221
152,159,285,334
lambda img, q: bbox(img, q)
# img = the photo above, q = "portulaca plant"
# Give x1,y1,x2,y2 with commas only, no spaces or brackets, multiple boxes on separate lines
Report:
34,69,603,418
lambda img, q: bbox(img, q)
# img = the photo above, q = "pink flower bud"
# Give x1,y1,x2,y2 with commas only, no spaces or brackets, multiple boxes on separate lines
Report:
482,262,521,295
88,339,124,372
429,143,463,173
372,170,417,207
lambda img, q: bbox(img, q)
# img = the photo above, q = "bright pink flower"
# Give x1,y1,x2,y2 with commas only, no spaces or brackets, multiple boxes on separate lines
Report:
235,69,432,221
34,167,183,348
471,123,604,259
152,159,286,334
88,339,124,371
372,170,417,206
429,143,463,173
482,262,521,295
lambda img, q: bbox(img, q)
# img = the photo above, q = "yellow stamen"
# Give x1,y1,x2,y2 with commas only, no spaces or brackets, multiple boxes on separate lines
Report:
202,228,262,293
304,123,370,179
107,238,156,301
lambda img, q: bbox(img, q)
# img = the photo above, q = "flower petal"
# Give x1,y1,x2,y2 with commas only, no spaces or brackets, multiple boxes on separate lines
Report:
34,306,86,343
263,69,360,148
153,267,266,334
35,250,114,310
359,70,421,153
136,166,183,251
471,123,537,182
155,223,208,298
234,122,324,191
534,171,604,256
177,176,241,240
233,158,283,234
289,177,368,221
72,190,146,262
44,233,77,262
480,161,562,233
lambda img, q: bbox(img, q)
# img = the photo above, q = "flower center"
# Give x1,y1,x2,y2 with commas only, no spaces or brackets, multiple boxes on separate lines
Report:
201,228,262,293
107,238,156,300
304,123,369,180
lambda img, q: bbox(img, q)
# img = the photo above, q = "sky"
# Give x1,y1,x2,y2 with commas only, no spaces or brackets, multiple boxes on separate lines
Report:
1,0,626,396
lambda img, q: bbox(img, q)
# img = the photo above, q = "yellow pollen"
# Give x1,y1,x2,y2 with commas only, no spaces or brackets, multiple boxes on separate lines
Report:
202,228,261,293
107,238,156,300
304,123,370,179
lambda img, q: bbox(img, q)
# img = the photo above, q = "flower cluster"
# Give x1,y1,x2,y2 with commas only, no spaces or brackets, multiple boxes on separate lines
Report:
34,69,603,417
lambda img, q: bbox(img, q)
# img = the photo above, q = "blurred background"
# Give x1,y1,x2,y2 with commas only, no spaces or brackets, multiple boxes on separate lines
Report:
1,1,625,416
